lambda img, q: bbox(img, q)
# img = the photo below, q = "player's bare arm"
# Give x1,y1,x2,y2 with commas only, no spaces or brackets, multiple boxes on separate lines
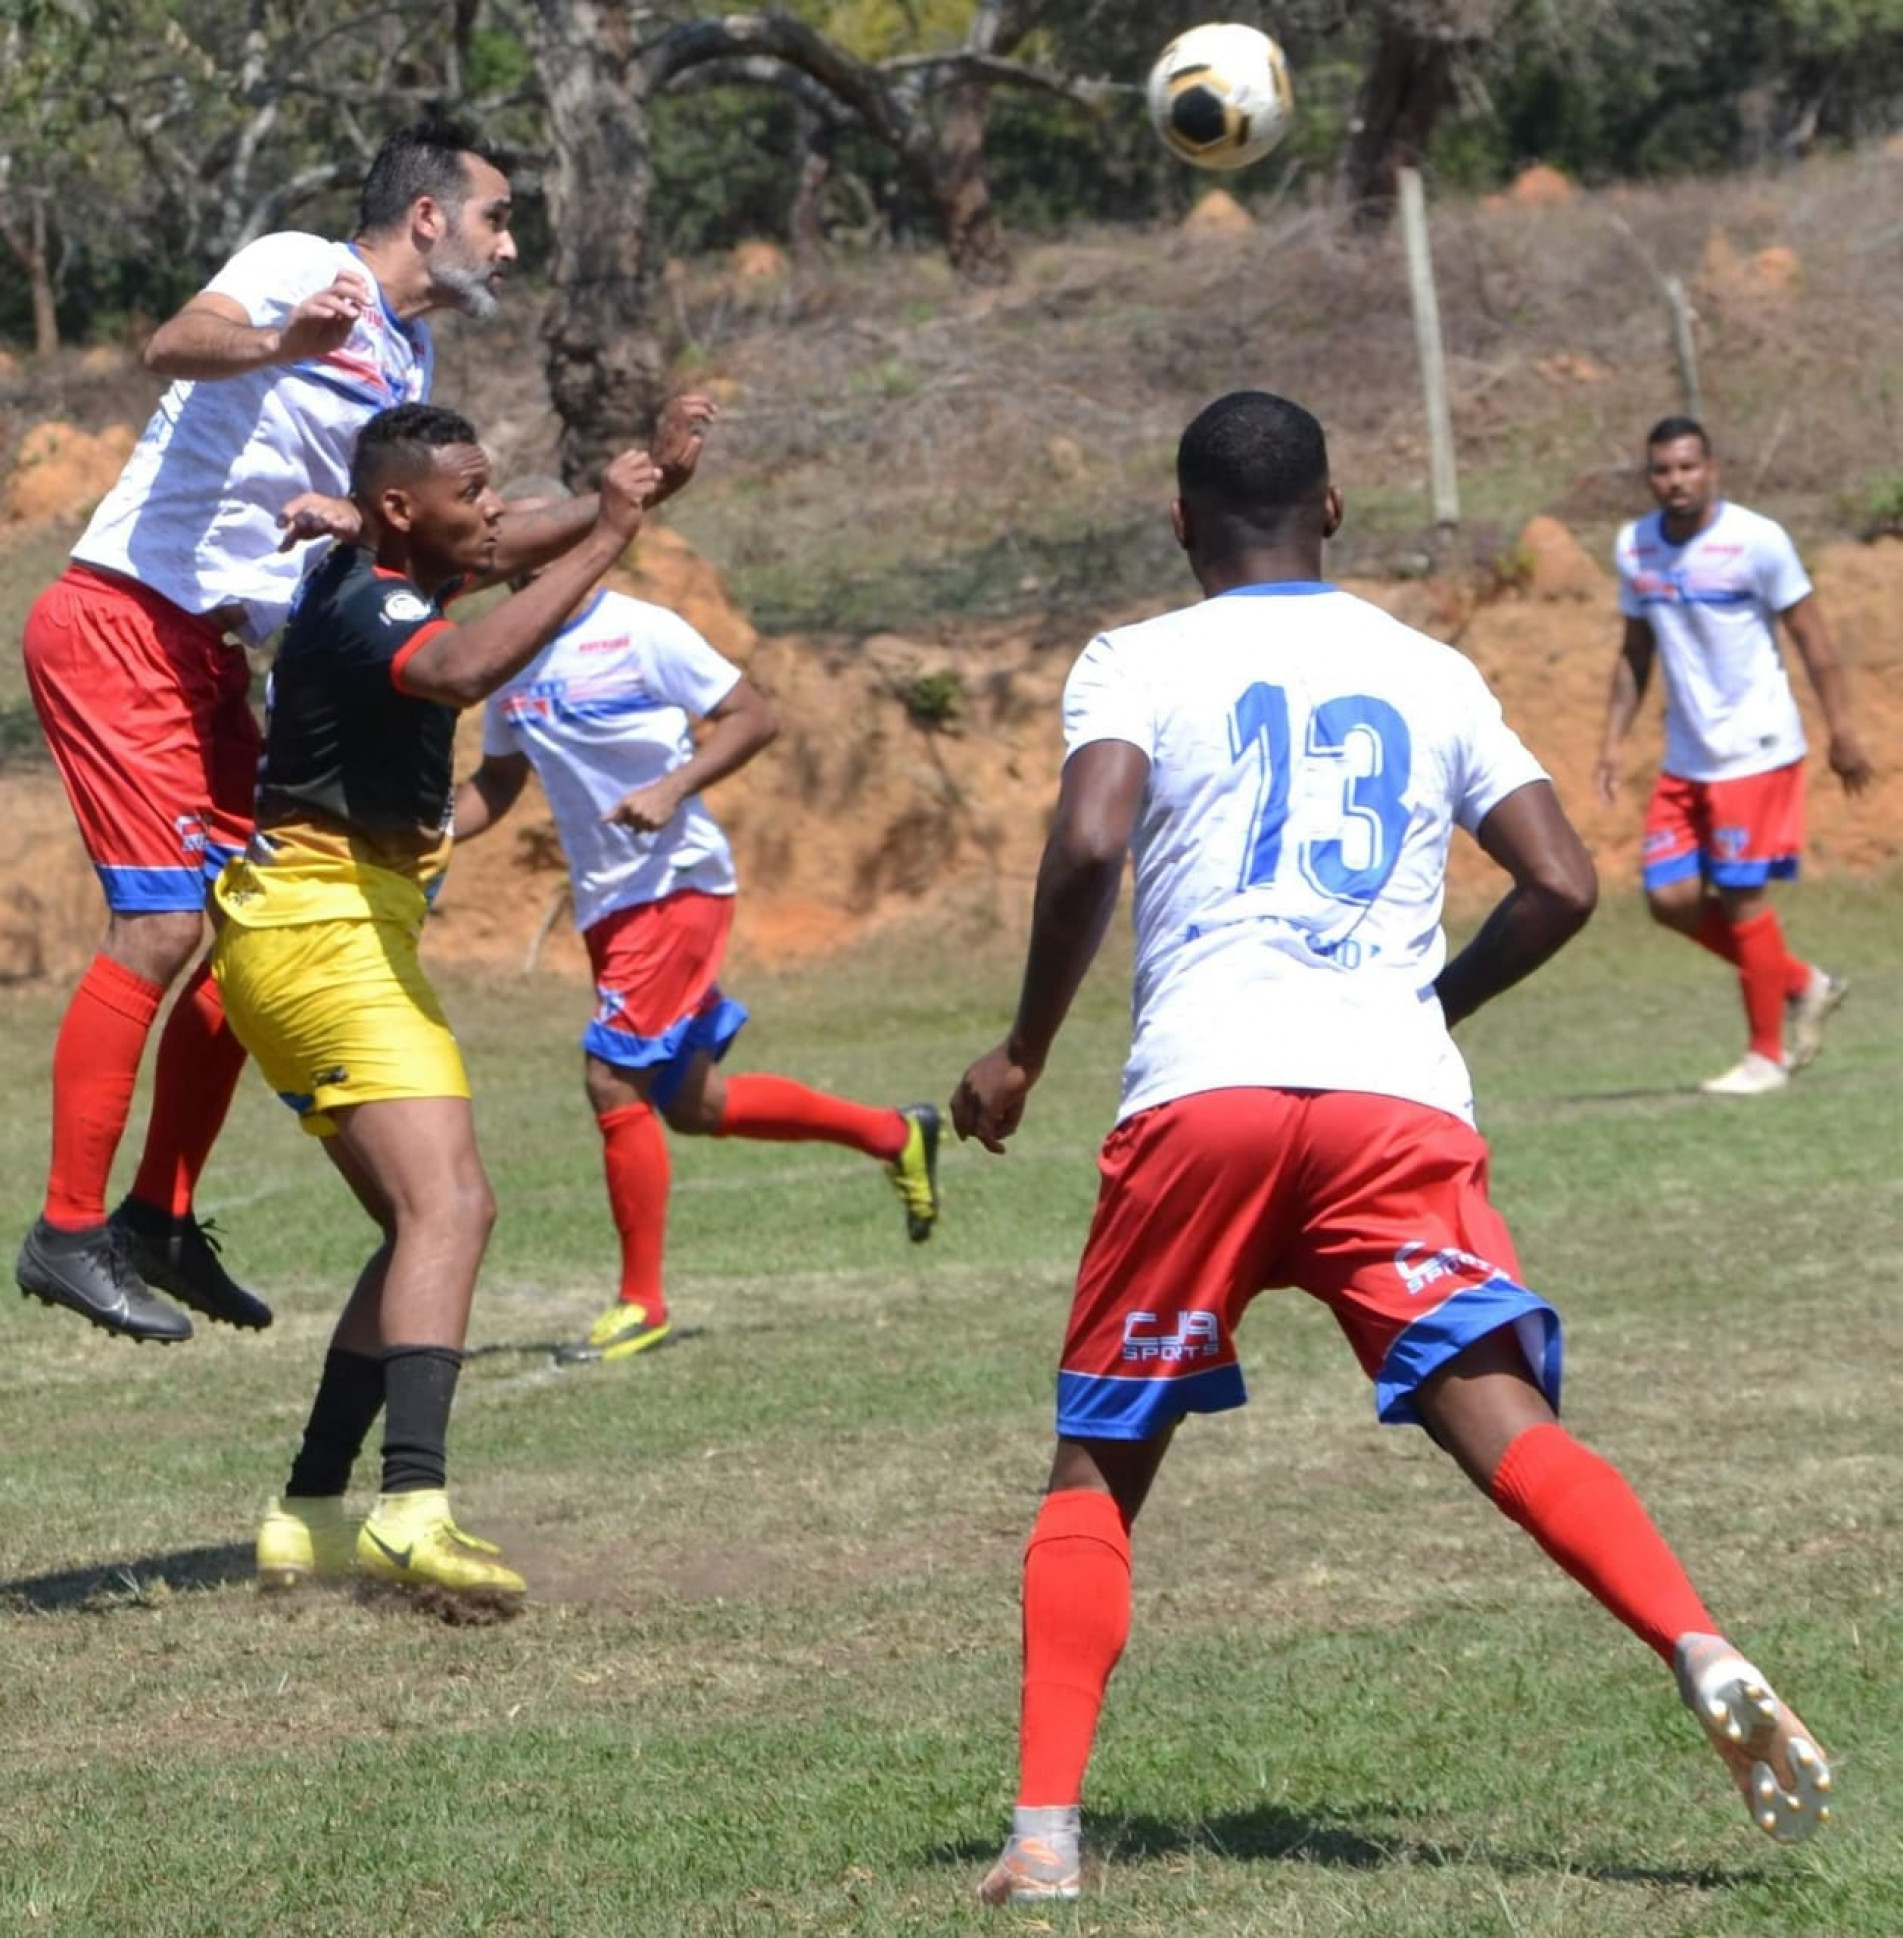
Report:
1593,616,1656,806
602,675,777,834
1435,780,1597,1028
451,752,534,843
143,275,373,381
467,396,719,591
400,450,658,708
953,739,1149,1154
1779,595,1874,794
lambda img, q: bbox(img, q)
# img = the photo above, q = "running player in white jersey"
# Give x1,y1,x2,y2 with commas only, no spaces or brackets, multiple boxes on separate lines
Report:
1596,417,1872,1097
953,392,1831,1907
453,522,941,1365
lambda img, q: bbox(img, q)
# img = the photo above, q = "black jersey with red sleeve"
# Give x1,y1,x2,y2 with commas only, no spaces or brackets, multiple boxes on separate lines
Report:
256,542,459,865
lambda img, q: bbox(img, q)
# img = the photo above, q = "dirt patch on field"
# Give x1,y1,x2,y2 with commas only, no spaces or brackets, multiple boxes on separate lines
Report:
5,525,1901,985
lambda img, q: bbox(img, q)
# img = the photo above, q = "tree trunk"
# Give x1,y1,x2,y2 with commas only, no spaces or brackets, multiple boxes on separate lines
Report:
28,193,59,358
530,0,668,488
1339,14,1461,228
928,79,1012,283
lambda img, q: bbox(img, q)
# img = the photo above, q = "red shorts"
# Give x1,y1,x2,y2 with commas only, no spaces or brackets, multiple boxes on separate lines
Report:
24,564,258,913
582,890,749,1107
1056,1088,1561,1441
1641,762,1805,894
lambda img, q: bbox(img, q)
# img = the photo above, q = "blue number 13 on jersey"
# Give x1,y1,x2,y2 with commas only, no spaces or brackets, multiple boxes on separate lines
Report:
1226,684,1413,905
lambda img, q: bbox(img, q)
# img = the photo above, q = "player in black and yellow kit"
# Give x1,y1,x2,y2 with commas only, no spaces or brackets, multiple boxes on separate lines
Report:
216,403,666,1600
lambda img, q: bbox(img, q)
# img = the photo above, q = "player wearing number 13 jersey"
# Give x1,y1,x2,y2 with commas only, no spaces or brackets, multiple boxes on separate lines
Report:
952,392,1830,1908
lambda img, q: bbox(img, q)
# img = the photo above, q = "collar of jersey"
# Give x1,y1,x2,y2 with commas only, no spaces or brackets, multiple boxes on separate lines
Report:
345,241,417,338
554,588,610,638
1652,500,1726,550
1213,580,1337,598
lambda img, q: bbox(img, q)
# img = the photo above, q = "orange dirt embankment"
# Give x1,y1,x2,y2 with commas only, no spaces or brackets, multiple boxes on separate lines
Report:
3,518,1900,987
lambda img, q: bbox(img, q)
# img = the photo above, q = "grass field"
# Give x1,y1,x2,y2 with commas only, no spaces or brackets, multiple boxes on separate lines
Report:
2,886,1900,1936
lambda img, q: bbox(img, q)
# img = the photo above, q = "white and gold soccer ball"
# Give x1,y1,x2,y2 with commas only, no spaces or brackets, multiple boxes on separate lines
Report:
1146,22,1294,172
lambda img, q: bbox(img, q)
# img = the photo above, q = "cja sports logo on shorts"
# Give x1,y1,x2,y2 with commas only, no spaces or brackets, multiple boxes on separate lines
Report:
1393,1242,1496,1300
1121,1310,1222,1363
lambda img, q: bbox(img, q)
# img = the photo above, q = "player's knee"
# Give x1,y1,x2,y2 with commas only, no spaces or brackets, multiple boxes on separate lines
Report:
662,1089,721,1136
1644,887,1699,932
105,908,204,985
583,1056,640,1117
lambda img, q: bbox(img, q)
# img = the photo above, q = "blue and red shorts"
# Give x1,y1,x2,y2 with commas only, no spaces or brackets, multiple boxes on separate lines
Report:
24,564,257,913
1641,762,1805,894
1055,1087,1561,1442
582,889,749,1108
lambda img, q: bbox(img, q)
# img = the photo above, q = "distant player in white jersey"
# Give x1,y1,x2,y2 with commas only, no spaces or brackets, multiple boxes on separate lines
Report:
953,392,1830,1908
454,507,941,1366
1596,417,1872,1097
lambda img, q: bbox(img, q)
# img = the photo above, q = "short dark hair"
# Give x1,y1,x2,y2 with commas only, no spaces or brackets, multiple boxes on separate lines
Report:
1178,391,1330,529
351,403,482,497
1646,415,1710,455
357,119,491,235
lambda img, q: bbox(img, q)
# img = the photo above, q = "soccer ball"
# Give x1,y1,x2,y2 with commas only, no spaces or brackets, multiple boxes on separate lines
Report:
1146,22,1294,172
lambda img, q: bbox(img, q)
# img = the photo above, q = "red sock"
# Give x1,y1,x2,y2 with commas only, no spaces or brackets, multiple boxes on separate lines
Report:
716,1073,906,1161
1016,1489,1132,1806
43,954,164,1230
598,1101,669,1320
1691,907,1811,1008
129,962,249,1218
1730,910,1792,1061
1687,906,1741,967
1491,1423,1713,1663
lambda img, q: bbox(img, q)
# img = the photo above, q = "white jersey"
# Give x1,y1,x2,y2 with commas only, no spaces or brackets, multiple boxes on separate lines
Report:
73,233,433,648
1068,583,1548,1129
481,588,743,932
1613,501,1811,781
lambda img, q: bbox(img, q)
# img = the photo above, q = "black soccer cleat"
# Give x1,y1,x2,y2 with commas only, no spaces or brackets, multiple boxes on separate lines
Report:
16,1218,194,1342
111,1198,273,1331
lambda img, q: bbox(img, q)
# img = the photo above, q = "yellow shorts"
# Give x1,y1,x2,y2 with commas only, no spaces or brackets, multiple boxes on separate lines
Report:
212,915,469,1137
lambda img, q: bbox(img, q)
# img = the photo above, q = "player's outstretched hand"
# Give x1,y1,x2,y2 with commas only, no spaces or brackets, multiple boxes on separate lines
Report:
276,491,362,551
952,1046,1036,1155
1591,755,1620,807
275,271,372,364
647,395,718,506
1829,730,1874,795
598,449,662,537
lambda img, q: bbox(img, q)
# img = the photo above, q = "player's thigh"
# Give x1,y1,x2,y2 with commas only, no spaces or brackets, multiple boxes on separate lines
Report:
23,570,234,914
212,915,469,1141
1056,1089,1306,1443
1705,760,1805,894
582,894,748,1117
1290,1093,1561,1430
330,1096,493,1234
1639,772,1706,901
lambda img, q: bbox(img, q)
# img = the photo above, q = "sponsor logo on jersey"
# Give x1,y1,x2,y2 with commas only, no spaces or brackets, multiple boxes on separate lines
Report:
577,633,633,655
381,589,431,624
1393,1241,1494,1299
1121,1309,1222,1363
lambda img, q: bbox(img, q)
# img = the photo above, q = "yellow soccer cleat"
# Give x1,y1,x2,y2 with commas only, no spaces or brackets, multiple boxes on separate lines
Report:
558,1299,673,1365
884,1102,942,1243
257,1494,361,1591
355,1489,526,1597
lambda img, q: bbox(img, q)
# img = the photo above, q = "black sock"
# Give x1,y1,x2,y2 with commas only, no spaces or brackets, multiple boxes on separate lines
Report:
379,1345,463,1495
285,1348,385,1498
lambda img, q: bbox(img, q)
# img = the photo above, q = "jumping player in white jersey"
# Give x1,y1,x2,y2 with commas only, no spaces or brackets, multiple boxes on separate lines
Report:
453,511,941,1365
1596,417,1872,1097
953,392,1831,1907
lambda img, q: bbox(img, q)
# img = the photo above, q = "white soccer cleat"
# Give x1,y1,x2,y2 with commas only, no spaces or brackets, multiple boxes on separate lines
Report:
978,1806,1082,1906
1785,971,1848,1072
1699,1052,1789,1097
1675,1633,1832,1844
